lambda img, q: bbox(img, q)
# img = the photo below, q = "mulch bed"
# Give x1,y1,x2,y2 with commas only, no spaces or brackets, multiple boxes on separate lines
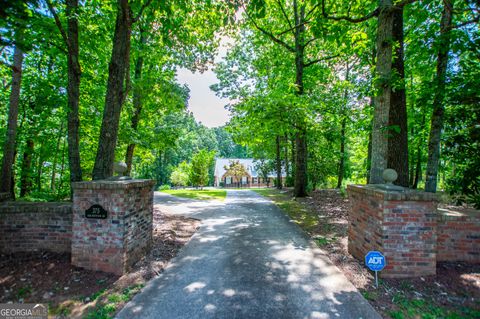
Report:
0,207,200,318
297,189,480,318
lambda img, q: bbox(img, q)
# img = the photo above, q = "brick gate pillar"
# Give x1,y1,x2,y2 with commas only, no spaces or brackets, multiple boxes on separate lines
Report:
71,179,156,275
347,184,438,278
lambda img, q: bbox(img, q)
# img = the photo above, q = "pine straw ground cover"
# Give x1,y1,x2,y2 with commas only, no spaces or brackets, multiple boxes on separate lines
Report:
254,188,480,319
0,207,200,318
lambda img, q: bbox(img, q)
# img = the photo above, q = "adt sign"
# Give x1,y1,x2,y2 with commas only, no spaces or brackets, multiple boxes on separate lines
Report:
365,251,386,272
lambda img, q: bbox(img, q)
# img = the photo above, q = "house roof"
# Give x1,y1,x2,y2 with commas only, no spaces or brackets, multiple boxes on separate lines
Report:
214,158,286,179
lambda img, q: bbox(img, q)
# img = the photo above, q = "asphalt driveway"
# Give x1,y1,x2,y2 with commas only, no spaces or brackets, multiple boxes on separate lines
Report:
116,190,381,319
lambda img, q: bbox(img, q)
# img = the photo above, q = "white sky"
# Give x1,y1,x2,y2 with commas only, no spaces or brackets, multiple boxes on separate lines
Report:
176,38,232,128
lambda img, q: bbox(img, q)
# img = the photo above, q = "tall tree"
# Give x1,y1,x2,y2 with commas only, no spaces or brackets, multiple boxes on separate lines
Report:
92,0,134,180
190,149,215,189
387,6,408,186
369,0,395,184
275,135,282,189
425,0,454,192
245,0,337,197
322,0,414,184
125,29,147,176
0,36,24,197
337,61,351,189
46,0,83,185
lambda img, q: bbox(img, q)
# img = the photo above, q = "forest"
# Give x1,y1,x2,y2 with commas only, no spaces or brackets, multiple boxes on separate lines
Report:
0,0,479,206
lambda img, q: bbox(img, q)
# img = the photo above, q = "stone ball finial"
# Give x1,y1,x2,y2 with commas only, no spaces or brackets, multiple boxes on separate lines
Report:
113,161,128,176
382,168,398,184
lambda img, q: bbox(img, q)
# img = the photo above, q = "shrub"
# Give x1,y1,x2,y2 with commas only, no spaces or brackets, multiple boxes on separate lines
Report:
158,184,171,191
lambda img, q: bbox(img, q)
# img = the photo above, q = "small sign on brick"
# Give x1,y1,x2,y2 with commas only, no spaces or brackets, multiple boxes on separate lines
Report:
85,204,108,219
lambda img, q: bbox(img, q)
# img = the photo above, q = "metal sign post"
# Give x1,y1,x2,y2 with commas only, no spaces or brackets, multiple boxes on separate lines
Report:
365,251,386,288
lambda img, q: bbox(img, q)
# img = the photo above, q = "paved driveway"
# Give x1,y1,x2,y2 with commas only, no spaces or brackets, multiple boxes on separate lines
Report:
116,190,381,319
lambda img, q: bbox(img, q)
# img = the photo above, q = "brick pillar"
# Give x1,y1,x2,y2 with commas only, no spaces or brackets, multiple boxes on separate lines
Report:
347,185,438,278
71,179,155,275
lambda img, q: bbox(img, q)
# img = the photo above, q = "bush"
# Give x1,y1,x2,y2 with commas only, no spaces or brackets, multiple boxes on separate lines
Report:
446,174,480,209
18,190,70,202
170,161,191,187
158,184,171,191
286,176,294,187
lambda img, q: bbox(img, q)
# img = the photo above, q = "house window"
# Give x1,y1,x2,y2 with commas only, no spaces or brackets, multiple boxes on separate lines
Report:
226,177,231,184
241,176,247,184
253,177,257,184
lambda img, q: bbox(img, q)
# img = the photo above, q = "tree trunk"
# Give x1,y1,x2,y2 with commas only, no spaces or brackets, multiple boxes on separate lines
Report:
425,0,453,192
125,30,146,176
93,0,132,180
58,137,67,194
337,62,349,189
366,47,376,184
20,139,34,197
293,0,308,197
413,144,422,189
408,125,415,186
370,0,395,184
387,6,409,187
366,130,372,183
290,134,295,184
36,154,43,192
51,122,64,191
0,41,23,197
284,133,289,181
337,116,346,189
295,129,307,196
408,144,415,187
276,135,282,189
66,0,83,185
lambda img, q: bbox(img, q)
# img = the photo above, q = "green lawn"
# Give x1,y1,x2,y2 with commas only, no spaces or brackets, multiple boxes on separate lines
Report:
252,188,320,232
161,189,227,201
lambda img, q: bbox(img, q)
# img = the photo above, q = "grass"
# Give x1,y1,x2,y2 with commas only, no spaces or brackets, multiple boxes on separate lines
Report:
90,288,107,302
314,235,337,246
161,189,227,201
48,284,145,319
84,284,145,319
387,292,480,319
49,302,73,317
16,285,32,299
252,188,320,232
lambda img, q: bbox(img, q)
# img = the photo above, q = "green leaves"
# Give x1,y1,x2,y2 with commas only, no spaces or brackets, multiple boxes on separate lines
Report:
189,149,215,188
1,0,477,198
248,0,267,19
170,161,191,187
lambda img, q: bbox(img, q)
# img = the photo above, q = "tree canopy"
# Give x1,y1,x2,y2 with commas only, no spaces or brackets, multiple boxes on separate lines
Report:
0,0,478,206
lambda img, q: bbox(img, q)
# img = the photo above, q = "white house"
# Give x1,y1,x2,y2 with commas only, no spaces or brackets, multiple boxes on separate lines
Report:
214,158,286,187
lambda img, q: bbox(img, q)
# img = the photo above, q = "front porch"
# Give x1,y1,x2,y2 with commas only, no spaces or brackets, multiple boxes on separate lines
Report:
216,176,283,188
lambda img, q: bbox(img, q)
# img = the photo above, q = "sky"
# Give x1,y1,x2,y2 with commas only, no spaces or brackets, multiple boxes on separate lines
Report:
176,39,232,128
176,67,231,128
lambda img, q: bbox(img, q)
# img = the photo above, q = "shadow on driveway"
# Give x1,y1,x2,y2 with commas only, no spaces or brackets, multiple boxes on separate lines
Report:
116,190,381,319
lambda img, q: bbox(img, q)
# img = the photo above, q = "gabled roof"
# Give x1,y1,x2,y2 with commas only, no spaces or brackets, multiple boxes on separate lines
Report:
214,158,286,178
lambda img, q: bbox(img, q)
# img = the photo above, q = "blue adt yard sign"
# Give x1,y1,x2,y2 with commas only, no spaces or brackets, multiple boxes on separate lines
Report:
365,251,386,288
365,251,386,271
